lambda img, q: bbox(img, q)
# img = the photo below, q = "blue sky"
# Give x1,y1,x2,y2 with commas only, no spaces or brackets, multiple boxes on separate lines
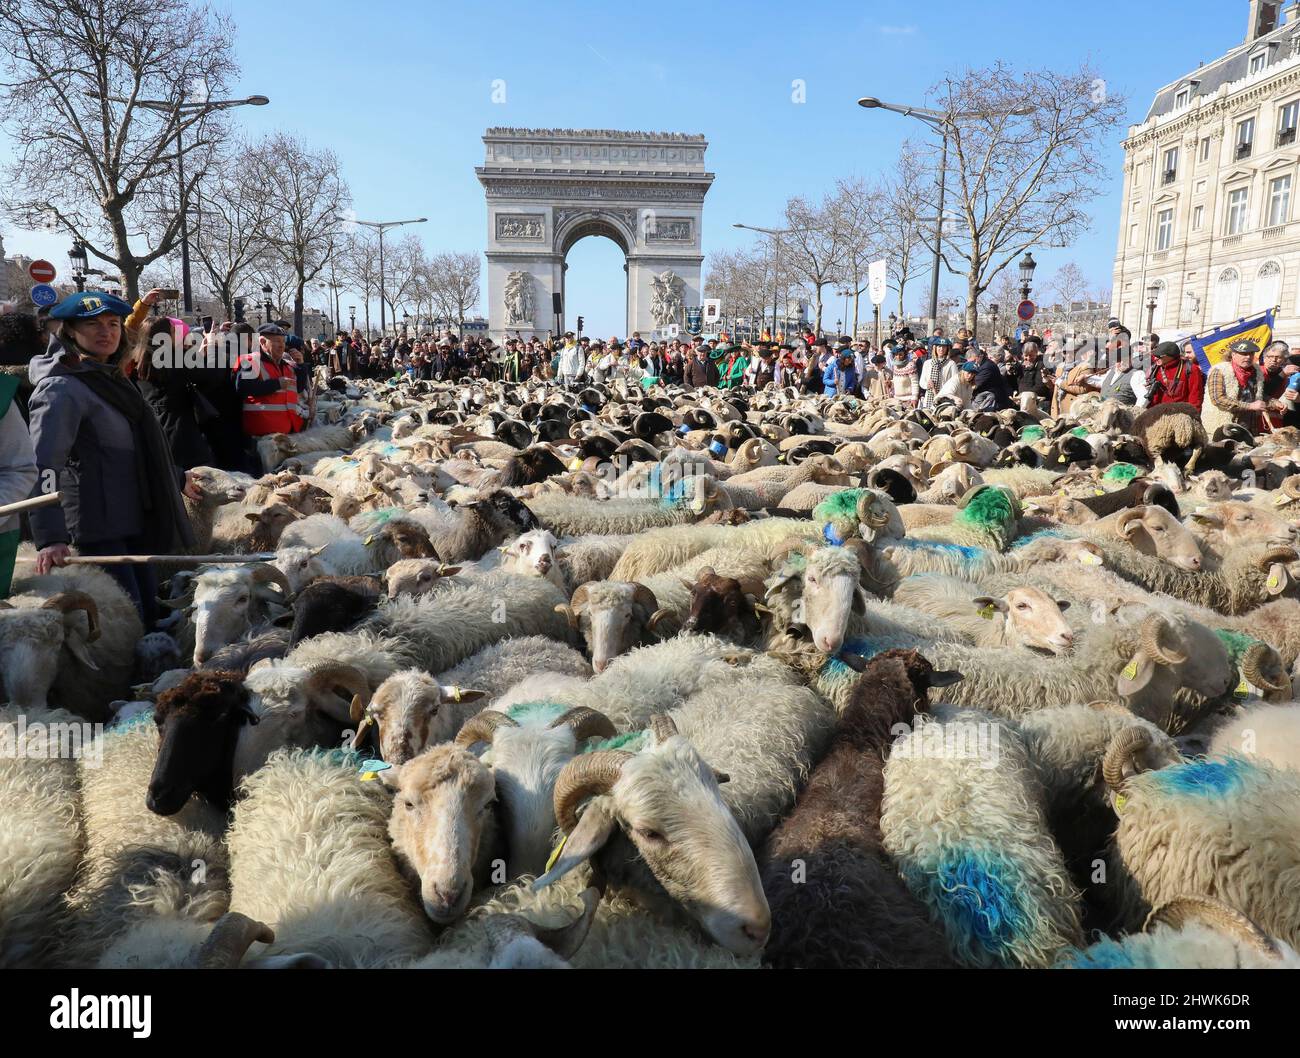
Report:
2,0,1242,335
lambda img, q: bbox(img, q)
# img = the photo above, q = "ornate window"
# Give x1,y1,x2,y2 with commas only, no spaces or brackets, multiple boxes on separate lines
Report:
1255,261,1283,312
1213,267,1241,323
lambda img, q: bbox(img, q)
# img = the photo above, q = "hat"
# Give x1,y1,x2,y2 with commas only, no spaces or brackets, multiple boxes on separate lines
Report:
1153,340,1182,361
959,360,978,373
812,337,829,348
1229,339,1261,356
930,337,952,348
285,334,305,351
49,291,132,321
257,322,286,337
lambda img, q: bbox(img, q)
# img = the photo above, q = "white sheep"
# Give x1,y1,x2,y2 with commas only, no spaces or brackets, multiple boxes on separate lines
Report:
1209,702,1300,772
892,573,1075,654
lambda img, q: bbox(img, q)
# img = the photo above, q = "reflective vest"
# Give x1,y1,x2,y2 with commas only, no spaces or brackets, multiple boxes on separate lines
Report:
236,352,301,435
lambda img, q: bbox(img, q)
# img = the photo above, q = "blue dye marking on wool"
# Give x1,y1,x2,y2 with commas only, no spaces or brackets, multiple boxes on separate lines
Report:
113,708,156,731
1147,755,1254,798
822,522,844,546
505,700,571,727
932,849,1031,958
1011,529,1066,548
1057,939,1140,970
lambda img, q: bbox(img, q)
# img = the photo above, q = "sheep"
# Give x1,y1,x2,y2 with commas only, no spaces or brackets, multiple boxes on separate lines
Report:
278,514,438,576
760,650,961,969
0,705,85,967
719,454,848,509
185,563,292,666
523,484,717,538
255,421,362,473
5,563,144,721
181,466,247,552
426,490,541,564
916,461,984,504
225,748,434,967
209,500,304,554
133,631,182,685
58,716,231,968
1184,498,1297,557
383,558,465,599
875,533,1106,588
979,465,1063,499
811,488,905,546
1058,896,1300,969
533,713,774,956
554,533,634,590
286,578,380,646
1076,504,1204,572
880,709,1085,968
556,580,660,673
1209,702,1300,772
353,636,590,763
609,516,816,580
1102,737,1300,946
905,484,1023,552
892,574,1075,654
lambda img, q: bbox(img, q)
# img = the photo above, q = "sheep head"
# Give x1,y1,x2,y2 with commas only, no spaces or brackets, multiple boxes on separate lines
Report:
192,564,292,667
971,588,1074,655
534,713,770,956
559,581,659,673
1115,505,1203,571
148,669,253,816
353,670,486,764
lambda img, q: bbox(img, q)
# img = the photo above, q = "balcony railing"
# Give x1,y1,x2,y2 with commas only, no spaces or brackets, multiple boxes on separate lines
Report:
1236,141,1254,159
1162,170,1178,185
1223,233,1244,247
1278,127,1297,147
1263,223,1289,239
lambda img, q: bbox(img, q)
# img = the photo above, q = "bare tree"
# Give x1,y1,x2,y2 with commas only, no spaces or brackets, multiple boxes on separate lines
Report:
912,61,1126,335
829,177,881,336
704,246,772,334
980,269,1023,336
192,141,273,317
1048,261,1090,310
429,252,480,332
875,154,933,322
382,232,426,326
0,0,238,301
781,194,846,335
252,131,350,336
339,231,380,335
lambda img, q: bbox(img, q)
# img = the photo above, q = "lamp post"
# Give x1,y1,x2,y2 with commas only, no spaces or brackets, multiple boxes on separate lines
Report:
67,240,88,292
858,95,1032,336
888,311,897,337
85,90,268,311
733,222,814,340
262,284,274,326
341,216,427,335
989,303,1000,339
838,289,852,337
1146,282,1161,336
402,312,410,338
1019,251,1037,304
349,306,356,333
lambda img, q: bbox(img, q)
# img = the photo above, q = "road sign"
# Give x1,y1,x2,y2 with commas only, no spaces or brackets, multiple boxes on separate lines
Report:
1017,299,1036,321
28,259,56,284
30,283,58,307
868,259,888,306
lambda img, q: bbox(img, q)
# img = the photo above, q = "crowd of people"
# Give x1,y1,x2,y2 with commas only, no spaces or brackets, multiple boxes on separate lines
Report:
4,285,1300,622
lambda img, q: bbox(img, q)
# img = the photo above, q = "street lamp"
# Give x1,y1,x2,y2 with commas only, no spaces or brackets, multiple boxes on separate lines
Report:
734,222,817,338
262,284,273,326
1146,282,1161,335
989,303,1000,338
349,305,356,333
67,240,88,292
857,94,1033,335
341,216,427,334
85,90,269,311
1018,252,1037,303
402,312,410,337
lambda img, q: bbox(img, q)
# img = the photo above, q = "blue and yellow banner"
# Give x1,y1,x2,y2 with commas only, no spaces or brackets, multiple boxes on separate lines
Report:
1190,308,1275,373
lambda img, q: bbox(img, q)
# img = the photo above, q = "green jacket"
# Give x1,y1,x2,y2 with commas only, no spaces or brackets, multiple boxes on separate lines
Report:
717,354,749,389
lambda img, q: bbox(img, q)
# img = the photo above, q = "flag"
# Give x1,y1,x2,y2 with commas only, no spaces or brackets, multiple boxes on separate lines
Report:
1190,308,1275,373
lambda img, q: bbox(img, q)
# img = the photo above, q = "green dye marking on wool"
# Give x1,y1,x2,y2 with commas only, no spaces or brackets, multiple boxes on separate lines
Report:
955,487,1015,530
813,488,864,523
1102,463,1141,484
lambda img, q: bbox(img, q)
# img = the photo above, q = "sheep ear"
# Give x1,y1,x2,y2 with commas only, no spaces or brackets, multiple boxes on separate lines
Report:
1265,563,1290,596
851,586,868,615
1116,653,1156,698
1189,510,1223,528
532,803,616,892
349,694,366,723
972,596,1007,614
1055,600,1071,612
377,762,403,788
929,669,964,687
63,633,100,671
440,685,486,704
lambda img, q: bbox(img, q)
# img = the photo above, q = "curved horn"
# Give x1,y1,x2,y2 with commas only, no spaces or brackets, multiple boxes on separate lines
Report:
1281,475,1300,501
855,492,891,528
569,583,591,612
553,750,634,833
1239,642,1292,694
1139,613,1187,666
1144,896,1280,958
1115,507,1145,537
1256,545,1298,570
631,584,659,616
955,484,987,510
1102,726,1153,791
547,707,616,743
454,708,520,748
41,591,100,642
770,536,810,566
249,564,293,597
196,912,275,969
305,663,372,711
650,713,678,743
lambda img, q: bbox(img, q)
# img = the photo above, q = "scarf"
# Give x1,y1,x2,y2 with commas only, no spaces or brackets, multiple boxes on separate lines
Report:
1231,359,1256,395
68,357,195,554
891,358,916,377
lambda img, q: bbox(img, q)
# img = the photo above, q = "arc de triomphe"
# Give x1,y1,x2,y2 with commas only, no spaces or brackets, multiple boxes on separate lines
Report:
477,128,713,340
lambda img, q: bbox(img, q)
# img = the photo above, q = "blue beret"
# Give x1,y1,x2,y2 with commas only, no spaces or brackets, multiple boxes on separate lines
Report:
49,291,133,320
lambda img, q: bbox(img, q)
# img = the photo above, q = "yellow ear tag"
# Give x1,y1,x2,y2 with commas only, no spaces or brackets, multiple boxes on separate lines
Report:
451,686,463,703
544,833,568,872
360,770,378,782
568,457,583,471
1094,489,1105,496
1080,552,1103,566
1268,572,1280,590
1058,454,1068,463
364,535,374,546
1234,671,1251,700
1121,660,1138,680
1114,793,1128,814
977,604,996,620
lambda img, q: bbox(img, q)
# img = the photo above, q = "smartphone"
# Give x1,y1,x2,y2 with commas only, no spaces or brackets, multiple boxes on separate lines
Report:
201,316,214,333
157,288,180,300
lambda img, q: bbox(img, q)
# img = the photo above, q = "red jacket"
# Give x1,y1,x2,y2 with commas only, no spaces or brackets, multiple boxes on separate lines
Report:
235,352,302,435
1147,360,1205,411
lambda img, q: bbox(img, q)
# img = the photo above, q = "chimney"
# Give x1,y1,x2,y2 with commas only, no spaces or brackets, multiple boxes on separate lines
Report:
1248,0,1281,40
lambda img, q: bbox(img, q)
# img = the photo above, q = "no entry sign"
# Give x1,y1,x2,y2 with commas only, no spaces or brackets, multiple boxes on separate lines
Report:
1017,299,1036,321
28,259,56,283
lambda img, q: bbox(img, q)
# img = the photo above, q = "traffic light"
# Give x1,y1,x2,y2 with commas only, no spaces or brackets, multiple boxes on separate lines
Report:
576,315,584,334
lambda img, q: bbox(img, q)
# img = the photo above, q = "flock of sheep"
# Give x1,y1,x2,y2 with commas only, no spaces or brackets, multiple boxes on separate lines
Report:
2,371,1299,969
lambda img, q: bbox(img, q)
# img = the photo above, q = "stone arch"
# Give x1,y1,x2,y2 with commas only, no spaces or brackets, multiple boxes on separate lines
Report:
478,128,712,339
